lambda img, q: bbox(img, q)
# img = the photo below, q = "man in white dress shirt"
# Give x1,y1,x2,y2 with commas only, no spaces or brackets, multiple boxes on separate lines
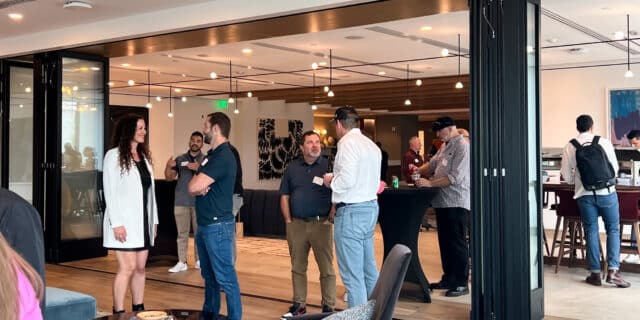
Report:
323,106,381,308
561,114,629,288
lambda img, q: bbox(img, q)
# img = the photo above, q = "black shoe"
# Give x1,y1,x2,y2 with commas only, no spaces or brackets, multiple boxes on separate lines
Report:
585,272,602,286
321,305,334,313
430,281,449,290
112,308,125,314
281,303,306,319
445,286,469,297
132,303,145,311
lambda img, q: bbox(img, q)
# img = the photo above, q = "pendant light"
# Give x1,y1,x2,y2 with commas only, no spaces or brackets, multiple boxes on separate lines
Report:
233,79,240,114
168,86,174,118
228,60,235,103
404,64,412,106
327,49,334,97
625,14,634,78
145,70,152,108
311,73,318,110
455,33,464,89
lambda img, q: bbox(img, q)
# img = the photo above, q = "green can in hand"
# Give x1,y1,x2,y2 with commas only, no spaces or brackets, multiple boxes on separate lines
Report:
392,176,399,189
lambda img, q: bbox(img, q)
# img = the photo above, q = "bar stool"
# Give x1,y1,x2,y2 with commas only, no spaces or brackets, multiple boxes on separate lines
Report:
552,190,605,273
617,192,640,258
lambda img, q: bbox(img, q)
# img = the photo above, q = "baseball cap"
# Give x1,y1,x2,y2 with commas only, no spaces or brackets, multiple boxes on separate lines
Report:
432,116,456,132
330,106,359,122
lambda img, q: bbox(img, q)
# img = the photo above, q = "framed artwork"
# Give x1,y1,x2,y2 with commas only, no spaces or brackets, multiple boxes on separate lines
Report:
257,118,303,180
607,88,640,146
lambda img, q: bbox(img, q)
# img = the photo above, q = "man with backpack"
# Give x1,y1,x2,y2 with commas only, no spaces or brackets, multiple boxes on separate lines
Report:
561,114,630,288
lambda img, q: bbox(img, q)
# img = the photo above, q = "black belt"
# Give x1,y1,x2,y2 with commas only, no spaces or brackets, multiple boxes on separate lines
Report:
335,200,375,209
294,215,328,222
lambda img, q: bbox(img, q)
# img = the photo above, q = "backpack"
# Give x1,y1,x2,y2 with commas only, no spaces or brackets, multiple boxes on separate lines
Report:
570,136,616,194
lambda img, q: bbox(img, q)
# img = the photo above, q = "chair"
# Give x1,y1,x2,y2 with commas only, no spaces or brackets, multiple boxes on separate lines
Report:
552,190,605,273
45,287,96,320
289,244,412,320
617,192,640,258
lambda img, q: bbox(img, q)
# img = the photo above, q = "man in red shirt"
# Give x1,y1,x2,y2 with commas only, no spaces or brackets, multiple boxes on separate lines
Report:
402,136,424,183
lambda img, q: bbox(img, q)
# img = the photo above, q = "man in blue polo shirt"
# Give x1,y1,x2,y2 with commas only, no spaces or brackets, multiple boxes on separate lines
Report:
279,131,336,319
189,112,241,320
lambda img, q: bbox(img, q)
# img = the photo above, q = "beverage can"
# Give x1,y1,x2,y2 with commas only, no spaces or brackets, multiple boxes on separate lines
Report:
392,176,399,189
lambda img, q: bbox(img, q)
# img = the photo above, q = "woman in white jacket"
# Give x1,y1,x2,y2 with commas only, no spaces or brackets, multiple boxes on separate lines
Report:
103,115,158,314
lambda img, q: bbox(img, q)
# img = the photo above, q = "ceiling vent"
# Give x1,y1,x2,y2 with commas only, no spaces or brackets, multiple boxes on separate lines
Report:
63,0,92,9
567,47,587,55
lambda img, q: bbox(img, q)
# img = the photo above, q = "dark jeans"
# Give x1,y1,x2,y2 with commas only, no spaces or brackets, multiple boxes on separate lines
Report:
196,221,242,319
435,207,470,288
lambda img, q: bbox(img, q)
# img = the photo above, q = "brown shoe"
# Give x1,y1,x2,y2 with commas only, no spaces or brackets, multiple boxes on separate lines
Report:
606,270,631,288
585,272,602,286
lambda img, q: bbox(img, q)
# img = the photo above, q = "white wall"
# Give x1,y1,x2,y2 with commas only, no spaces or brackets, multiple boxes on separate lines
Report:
541,65,640,147
109,94,314,189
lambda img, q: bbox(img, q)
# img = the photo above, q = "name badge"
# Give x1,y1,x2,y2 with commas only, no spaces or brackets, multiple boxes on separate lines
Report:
180,161,189,167
414,158,419,163
201,158,209,166
312,176,324,186
442,159,448,167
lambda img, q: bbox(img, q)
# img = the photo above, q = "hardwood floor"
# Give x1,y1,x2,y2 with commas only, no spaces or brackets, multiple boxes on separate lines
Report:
47,228,578,319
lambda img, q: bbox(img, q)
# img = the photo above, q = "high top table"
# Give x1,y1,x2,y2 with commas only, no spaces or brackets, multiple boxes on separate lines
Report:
377,186,438,303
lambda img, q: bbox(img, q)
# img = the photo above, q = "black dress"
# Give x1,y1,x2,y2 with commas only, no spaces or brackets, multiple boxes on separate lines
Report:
113,158,152,251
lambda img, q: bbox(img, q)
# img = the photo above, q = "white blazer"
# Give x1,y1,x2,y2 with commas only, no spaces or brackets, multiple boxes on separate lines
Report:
102,148,159,249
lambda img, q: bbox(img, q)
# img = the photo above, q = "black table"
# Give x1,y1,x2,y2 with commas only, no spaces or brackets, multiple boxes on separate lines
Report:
377,186,438,303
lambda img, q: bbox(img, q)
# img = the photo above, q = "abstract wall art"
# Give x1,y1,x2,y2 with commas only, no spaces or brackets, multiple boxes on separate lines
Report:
257,118,304,179
608,88,640,146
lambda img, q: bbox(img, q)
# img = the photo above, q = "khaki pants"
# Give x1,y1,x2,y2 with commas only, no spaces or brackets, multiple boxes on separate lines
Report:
286,218,336,307
174,206,198,262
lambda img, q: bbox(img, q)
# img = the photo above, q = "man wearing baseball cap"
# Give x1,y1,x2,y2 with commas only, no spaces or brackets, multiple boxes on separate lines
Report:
323,106,381,308
415,116,470,297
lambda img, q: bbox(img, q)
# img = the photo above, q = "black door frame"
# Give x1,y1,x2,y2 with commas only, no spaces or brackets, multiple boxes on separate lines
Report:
35,51,110,262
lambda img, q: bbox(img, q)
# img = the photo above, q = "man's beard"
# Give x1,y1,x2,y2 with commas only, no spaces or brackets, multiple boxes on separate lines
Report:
203,132,211,144
190,145,201,152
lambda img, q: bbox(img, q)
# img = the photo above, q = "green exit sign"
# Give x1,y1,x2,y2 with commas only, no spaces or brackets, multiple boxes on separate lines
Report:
214,100,228,109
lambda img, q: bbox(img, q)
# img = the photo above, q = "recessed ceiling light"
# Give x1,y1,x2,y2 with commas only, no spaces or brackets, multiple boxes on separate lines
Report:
156,96,162,102
25,87,31,93
121,63,130,67
377,71,386,76
72,86,78,91
128,80,135,86
167,54,173,58
181,97,187,102
107,82,114,87
441,49,449,56
311,62,319,70
420,26,433,31
242,48,253,55
174,88,182,93
210,72,218,79
318,62,327,66
181,74,186,78
8,13,23,21
79,67,89,71
90,67,100,71
247,66,252,70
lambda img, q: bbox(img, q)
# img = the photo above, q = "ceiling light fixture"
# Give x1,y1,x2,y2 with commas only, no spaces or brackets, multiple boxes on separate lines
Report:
247,91,253,98
327,49,334,97
181,96,187,102
145,70,152,109
318,62,327,67
168,86,174,118
323,85,329,93
404,64,412,106
233,79,240,114
210,72,218,79
8,13,23,21
228,60,235,104
242,48,252,55
107,81,114,87
625,14,634,78
441,48,449,57
311,62,319,70
174,88,182,93
614,31,625,40
311,73,318,111
128,80,135,86
63,0,93,9
416,79,423,86
455,33,464,89
420,26,432,32
156,96,162,102
377,71,386,76
121,63,130,67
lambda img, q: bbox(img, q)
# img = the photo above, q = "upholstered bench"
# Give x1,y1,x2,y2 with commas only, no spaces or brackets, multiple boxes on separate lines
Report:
45,287,96,320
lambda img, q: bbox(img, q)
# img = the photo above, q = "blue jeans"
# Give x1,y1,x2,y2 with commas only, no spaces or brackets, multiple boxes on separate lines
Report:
576,193,621,272
334,200,379,308
196,221,242,319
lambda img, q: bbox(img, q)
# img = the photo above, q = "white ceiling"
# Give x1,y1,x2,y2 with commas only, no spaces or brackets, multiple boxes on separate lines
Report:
0,0,213,38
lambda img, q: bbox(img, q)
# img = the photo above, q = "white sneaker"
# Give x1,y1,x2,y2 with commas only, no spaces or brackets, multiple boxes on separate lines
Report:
168,261,188,273
624,254,640,264
343,291,348,302
195,260,200,269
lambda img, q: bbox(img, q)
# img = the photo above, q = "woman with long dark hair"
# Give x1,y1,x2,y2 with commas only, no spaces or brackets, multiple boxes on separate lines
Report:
103,115,158,314
0,232,44,320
